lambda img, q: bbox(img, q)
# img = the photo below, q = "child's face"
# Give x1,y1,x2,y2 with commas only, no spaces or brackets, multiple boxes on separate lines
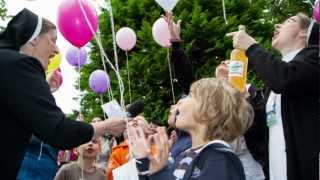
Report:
167,105,177,126
175,94,198,131
80,139,100,159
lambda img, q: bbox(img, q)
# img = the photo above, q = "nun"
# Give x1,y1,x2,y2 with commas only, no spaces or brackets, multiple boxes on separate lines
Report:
0,8,126,179
227,13,319,180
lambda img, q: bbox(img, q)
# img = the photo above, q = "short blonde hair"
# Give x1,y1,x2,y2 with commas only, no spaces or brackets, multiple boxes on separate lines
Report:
190,78,253,142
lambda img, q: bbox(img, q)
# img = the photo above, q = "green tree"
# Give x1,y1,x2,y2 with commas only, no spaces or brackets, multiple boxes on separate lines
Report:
0,0,7,30
78,0,312,122
0,0,6,20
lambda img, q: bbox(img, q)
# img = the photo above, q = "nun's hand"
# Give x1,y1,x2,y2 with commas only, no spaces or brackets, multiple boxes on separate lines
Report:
92,117,126,139
226,30,257,50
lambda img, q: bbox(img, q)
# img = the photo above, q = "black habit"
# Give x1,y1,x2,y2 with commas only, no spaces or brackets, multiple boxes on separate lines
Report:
0,50,93,179
246,44,319,180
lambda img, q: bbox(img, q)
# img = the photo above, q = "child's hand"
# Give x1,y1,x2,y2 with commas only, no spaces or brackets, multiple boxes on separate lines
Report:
132,116,157,135
127,124,151,159
215,60,229,80
148,127,170,174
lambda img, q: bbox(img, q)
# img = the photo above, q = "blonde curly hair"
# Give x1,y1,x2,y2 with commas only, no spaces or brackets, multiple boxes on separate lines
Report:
190,78,254,142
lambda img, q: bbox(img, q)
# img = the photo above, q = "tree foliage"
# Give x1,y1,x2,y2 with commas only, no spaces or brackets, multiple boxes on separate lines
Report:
78,0,312,122
0,0,7,30
0,0,6,20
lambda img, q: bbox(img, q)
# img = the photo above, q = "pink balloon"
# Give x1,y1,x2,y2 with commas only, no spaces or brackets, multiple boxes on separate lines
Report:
116,27,137,51
313,0,320,23
152,18,171,47
57,0,98,48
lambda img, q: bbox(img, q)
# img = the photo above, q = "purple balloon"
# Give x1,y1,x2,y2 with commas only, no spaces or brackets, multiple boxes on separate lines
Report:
66,46,87,67
89,70,110,95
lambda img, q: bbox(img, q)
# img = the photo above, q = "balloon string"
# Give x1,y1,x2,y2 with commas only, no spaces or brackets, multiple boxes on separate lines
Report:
126,51,132,104
100,95,107,120
96,30,114,100
96,29,114,101
222,0,228,24
96,30,108,76
108,87,113,102
77,50,82,115
78,0,125,109
107,0,125,109
96,30,125,109
108,0,120,73
167,48,175,104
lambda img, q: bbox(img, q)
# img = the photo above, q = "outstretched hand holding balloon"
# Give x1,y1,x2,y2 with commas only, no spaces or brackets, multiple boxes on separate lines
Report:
163,12,181,42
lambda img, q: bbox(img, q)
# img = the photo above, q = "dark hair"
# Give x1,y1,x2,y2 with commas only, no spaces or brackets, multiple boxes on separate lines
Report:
151,118,164,126
40,18,56,35
296,12,311,30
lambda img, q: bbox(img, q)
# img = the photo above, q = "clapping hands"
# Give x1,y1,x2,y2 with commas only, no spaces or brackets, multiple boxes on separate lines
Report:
127,122,170,175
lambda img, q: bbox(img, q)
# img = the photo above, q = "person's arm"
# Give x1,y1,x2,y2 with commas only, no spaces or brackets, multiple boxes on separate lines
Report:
246,44,319,94
171,42,194,94
164,12,194,95
3,57,93,149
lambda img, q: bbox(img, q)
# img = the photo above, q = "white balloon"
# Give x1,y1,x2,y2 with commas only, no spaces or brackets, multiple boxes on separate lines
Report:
116,27,137,51
154,0,179,11
152,17,171,47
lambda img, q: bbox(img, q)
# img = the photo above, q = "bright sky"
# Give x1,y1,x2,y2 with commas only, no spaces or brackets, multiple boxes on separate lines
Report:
2,0,81,114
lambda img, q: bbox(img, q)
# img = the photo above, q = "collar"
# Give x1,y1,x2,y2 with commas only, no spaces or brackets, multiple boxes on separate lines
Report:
282,49,302,63
195,140,231,153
